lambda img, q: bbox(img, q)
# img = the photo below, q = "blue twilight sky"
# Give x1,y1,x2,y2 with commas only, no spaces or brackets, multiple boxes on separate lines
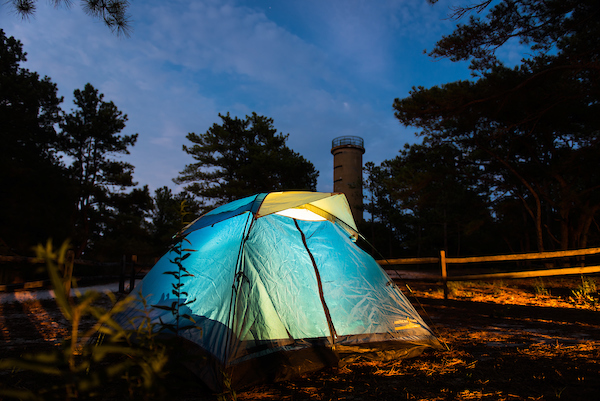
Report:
2,0,520,194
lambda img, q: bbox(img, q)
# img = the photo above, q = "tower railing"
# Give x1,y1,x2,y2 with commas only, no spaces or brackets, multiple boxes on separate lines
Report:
332,136,364,149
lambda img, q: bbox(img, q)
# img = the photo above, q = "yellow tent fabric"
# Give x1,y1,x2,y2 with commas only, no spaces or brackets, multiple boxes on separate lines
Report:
256,191,357,231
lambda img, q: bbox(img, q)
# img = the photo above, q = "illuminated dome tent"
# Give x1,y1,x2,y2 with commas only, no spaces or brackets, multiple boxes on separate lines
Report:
117,191,442,391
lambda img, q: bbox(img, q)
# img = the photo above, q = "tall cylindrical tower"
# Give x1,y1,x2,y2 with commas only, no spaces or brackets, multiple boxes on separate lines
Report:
331,136,365,223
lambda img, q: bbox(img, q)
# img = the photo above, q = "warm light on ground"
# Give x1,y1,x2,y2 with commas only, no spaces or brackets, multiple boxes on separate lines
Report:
1,277,598,400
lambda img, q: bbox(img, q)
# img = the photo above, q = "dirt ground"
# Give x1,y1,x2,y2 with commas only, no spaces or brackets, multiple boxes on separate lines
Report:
1,277,599,400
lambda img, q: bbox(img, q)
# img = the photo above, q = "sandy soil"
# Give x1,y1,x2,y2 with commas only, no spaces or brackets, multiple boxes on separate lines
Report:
1,277,599,400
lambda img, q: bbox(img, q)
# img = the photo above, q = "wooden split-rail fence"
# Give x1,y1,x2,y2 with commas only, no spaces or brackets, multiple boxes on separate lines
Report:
3,248,600,299
0,254,150,293
378,247,600,299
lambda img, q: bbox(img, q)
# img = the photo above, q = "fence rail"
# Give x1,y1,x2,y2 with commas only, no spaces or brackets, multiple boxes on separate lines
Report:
0,254,150,293
0,255,120,267
4,248,600,297
378,247,600,299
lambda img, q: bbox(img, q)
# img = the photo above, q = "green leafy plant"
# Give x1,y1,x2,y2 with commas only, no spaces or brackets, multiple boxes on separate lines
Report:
492,280,506,296
216,370,238,401
569,276,598,307
446,281,468,298
0,240,169,399
533,278,549,296
152,234,198,336
156,201,235,399
151,201,200,337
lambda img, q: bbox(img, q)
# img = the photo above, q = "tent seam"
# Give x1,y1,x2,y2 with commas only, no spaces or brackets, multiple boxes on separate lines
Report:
293,219,338,344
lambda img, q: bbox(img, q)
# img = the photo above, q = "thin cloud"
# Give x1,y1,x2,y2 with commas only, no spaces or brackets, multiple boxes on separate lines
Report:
137,0,337,91
2,0,472,194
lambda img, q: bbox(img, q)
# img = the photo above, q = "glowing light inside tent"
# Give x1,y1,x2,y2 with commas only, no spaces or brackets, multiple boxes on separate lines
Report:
275,208,327,221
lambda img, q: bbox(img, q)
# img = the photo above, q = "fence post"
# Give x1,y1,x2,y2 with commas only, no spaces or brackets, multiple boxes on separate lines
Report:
129,255,137,293
64,249,75,299
119,255,126,293
440,250,448,300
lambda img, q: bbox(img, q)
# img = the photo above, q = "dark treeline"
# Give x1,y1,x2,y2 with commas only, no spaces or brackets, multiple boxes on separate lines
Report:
0,29,172,260
2,0,599,264
0,29,317,262
362,0,600,259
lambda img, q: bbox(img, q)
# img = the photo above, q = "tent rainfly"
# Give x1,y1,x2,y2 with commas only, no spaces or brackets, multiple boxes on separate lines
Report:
117,191,442,391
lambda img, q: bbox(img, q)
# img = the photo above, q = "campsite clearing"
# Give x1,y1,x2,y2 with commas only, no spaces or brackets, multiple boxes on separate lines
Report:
1,277,599,400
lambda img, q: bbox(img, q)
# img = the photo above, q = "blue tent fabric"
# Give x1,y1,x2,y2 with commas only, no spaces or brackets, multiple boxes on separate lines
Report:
117,191,442,391
181,194,262,236
132,212,252,363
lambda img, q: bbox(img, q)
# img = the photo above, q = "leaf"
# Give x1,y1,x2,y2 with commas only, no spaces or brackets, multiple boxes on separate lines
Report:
181,298,197,306
180,314,198,325
177,325,201,332
0,388,41,401
161,324,178,333
151,304,176,312
92,344,143,361
0,356,62,376
35,240,74,321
